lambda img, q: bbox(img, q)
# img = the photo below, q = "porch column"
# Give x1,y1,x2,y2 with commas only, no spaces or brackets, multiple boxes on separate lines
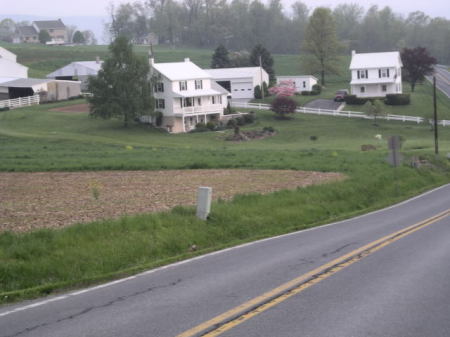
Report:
182,115,186,133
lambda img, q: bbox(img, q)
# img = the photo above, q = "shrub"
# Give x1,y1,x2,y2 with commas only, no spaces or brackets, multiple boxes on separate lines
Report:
154,111,163,126
0,107,10,112
301,91,311,96
206,121,216,130
262,82,269,97
271,96,297,119
310,135,318,141
312,84,322,95
243,113,255,124
224,102,234,115
385,94,411,105
254,85,262,99
191,123,209,132
263,126,275,133
344,95,368,105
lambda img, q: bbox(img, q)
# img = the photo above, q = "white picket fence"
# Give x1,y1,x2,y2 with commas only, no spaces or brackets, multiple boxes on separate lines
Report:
0,95,40,109
231,101,450,127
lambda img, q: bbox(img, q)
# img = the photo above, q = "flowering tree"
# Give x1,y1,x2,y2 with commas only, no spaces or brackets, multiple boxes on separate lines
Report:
268,80,296,97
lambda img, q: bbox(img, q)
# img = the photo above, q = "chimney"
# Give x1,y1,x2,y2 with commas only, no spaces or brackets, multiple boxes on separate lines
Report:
351,50,356,56
184,57,190,63
96,56,100,64
149,45,155,66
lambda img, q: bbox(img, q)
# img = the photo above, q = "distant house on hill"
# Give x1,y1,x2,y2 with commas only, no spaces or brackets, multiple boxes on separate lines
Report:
350,50,403,97
16,19,67,44
149,57,229,133
47,58,103,91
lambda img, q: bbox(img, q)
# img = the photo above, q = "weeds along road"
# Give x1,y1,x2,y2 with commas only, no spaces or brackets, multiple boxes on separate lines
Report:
1,184,450,337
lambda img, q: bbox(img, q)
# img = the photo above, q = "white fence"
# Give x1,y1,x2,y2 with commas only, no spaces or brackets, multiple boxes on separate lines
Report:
0,95,40,109
231,101,450,127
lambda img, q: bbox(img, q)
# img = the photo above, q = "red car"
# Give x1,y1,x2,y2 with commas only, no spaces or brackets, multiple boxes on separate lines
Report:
334,89,349,102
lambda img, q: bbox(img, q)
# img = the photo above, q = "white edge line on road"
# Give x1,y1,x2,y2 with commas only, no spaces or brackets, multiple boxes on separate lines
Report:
1,183,449,318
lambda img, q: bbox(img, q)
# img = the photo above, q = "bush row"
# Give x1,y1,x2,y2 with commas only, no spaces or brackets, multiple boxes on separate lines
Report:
344,94,410,106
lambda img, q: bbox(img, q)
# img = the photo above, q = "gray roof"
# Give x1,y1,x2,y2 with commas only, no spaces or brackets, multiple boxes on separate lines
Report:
33,19,66,30
0,78,52,88
212,81,230,95
17,26,38,36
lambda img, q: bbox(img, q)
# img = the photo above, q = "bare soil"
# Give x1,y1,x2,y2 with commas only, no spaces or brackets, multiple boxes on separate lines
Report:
50,104,90,113
0,170,344,232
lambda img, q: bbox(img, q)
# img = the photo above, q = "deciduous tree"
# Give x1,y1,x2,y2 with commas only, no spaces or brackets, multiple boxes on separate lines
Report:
72,31,86,44
401,47,436,92
271,96,297,119
38,30,51,44
88,36,154,127
303,7,341,86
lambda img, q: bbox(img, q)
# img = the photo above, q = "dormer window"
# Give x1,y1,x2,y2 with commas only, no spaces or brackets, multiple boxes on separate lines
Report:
195,80,203,90
379,68,390,78
179,81,187,91
357,70,368,79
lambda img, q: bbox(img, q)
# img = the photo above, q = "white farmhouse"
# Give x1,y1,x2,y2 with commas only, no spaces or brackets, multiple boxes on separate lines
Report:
350,50,403,97
205,67,269,100
0,46,28,80
276,75,318,92
47,59,103,91
150,58,229,133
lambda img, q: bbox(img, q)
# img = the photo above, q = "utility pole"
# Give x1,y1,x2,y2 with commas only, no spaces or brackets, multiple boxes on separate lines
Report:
433,76,438,155
259,56,265,100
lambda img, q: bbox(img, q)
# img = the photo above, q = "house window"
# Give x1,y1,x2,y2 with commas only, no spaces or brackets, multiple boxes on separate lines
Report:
195,80,203,90
212,96,215,104
155,99,165,109
360,86,365,93
382,85,387,92
197,97,202,106
179,81,187,91
183,97,193,107
303,81,306,88
379,68,390,78
154,82,164,93
357,70,368,79
218,95,222,104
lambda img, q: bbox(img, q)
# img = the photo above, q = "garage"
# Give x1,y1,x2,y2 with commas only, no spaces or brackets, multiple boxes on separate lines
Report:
231,81,254,99
205,67,269,100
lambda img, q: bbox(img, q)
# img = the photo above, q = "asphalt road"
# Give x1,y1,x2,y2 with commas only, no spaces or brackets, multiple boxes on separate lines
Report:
427,65,450,99
1,184,450,337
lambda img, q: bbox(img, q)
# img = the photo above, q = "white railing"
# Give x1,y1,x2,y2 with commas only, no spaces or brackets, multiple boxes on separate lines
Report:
173,105,222,115
0,95,40,109
231,101,450,127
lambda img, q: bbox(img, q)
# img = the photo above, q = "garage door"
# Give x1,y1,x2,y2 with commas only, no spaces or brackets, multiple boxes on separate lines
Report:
231,81,253,99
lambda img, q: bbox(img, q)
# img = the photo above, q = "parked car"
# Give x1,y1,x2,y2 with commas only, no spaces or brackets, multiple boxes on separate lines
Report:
334,89,349,102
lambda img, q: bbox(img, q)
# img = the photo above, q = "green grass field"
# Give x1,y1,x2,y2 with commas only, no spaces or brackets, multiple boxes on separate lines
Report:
1,43,450,303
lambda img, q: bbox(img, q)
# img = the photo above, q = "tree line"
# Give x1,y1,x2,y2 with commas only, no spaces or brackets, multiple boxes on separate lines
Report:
106,0,450,64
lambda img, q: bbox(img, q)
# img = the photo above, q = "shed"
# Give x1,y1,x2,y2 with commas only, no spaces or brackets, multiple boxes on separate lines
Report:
276,75,318,92
0,78,80,101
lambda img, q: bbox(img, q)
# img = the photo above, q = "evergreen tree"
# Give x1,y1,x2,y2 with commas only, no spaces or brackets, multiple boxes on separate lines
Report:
303,7,341,86
211,44,231,68
72,31,86,44
88,36,154,127
250,44,275,85
254,85,262,99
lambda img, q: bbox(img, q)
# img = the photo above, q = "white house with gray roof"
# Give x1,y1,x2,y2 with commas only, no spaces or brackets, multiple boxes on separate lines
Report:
205,67,268,100
350,50,403,97
47,59,103,90
150,57,229,133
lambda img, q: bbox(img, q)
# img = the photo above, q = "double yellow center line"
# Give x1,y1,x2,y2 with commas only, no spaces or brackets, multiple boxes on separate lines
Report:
176,208,450,337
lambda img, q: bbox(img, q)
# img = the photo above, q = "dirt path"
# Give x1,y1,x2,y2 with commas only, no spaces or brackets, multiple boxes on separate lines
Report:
0,170,344,232
50,104,90,113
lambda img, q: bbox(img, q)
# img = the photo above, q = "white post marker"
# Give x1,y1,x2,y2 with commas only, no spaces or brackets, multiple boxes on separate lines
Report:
197,187,212,220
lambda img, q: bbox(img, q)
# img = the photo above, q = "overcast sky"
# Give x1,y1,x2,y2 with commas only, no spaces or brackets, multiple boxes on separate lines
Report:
1,0,449,19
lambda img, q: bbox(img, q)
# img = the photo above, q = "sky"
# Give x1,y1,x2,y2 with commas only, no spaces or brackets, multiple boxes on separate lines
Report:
0,0,449,18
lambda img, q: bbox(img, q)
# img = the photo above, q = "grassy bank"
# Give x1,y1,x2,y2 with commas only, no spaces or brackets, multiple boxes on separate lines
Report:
1,101,450,303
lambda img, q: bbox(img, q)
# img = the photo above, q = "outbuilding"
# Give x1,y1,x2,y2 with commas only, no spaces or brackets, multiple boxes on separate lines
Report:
47,59,103,91
205,67,269,100
0,78,81,101
276,75,318,92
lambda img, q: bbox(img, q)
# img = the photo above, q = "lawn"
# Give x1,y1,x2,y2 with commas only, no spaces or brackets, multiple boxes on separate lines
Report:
1,100,450,303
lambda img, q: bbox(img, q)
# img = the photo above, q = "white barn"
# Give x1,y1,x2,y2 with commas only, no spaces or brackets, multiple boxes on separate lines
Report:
205,67,269,100
276,75,318,92
0,46,28,80
47,60,103,91
150,58,229,133
350,51,403,97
